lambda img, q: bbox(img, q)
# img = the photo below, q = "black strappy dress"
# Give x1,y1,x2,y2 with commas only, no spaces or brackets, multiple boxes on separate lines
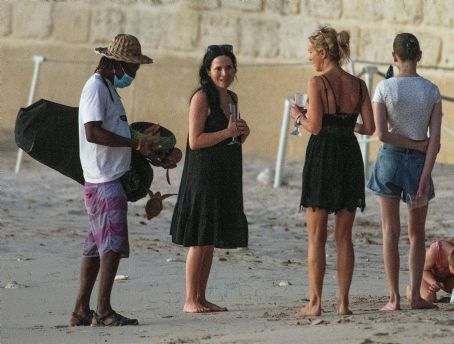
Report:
301,75,366,213
170,90,248,248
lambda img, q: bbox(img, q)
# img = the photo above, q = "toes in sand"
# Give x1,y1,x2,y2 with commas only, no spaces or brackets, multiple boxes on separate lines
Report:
295,305,321,318
410,298,438,310
338,308,353,316
380,302,400,311
202,301,228,312
183,302,210,313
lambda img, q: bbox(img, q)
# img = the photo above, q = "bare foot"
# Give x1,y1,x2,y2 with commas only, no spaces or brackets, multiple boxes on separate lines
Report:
295,304,321,318
337,299,352,315
380,301,400,311
338,307,353,316
201,300,228,312
407,284,437,303
405,285,412,301
183,301,209,313
406,285,438,309
409,298,438,310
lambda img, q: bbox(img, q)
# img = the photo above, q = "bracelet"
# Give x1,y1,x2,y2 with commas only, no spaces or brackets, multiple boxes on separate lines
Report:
135,139,143,151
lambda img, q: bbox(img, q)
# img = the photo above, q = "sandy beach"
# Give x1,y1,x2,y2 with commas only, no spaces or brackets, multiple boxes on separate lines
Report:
2,137,454,344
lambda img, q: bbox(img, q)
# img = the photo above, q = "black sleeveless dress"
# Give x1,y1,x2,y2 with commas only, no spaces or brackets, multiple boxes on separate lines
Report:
301,75,366,213
170,91,248,248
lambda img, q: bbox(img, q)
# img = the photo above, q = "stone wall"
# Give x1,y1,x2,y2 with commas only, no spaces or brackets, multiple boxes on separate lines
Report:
1,0,454,163
2,0,453,66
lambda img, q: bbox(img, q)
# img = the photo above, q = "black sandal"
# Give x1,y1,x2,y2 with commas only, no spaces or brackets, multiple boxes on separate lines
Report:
91,310,139,327
69,310,94,326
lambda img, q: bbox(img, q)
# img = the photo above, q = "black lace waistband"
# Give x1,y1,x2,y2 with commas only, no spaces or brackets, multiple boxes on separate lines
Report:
320,125,354,136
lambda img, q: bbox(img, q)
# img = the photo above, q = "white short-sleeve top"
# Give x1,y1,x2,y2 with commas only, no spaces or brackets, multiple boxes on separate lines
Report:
78,73,131,183
373,76,441,140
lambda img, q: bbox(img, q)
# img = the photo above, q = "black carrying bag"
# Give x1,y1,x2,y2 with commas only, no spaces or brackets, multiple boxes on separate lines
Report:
14,99,153,202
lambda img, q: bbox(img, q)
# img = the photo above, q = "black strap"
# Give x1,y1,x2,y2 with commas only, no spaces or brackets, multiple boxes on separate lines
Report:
227,90,238,106
356,78,363,112
319,76,330,114
320,75,340,113
321,75,364,114
100,76,115,102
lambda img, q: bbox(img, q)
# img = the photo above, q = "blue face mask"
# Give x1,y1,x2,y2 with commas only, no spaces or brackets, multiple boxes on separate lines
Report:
113,65,134,88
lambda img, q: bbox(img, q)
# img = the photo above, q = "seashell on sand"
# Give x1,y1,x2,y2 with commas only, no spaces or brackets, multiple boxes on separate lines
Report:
5,280,27,288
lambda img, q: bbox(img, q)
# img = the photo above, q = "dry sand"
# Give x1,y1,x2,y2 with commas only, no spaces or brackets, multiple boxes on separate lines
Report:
2,140,454,344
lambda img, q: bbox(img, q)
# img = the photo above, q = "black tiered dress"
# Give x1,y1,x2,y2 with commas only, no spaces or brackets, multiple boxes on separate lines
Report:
301,75,366,213
170,91,248,248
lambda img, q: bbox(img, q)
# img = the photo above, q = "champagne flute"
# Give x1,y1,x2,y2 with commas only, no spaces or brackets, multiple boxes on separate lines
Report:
290,93,308,136
228,103,241,145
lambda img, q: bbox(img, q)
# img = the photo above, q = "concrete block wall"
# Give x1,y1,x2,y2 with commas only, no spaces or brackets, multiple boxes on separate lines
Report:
1,0,454,163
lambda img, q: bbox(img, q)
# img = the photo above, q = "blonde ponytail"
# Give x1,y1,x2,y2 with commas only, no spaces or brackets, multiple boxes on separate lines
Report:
309,26,350,65
337,30,350,65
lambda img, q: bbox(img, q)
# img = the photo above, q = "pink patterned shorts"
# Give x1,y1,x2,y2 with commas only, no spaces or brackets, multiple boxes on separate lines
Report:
82,179,129,258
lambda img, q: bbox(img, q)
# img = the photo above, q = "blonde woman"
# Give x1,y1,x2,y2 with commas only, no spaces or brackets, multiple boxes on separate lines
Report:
290,26,375,316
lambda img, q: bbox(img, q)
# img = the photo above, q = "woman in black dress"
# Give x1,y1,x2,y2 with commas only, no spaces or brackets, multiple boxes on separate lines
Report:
170,45,250,313
290,26,375,316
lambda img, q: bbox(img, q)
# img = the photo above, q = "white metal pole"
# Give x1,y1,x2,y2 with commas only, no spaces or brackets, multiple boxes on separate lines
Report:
273,98,291,188
348,59,355,75
15,55,45,174
362,65,377,179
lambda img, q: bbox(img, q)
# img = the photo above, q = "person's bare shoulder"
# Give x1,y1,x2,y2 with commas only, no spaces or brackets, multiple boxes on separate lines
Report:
307,75,324,91
189,89,210,119
191,89,208,104
425,242,438,265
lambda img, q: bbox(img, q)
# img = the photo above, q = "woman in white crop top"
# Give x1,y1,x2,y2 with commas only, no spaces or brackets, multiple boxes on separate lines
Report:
368,33,442,311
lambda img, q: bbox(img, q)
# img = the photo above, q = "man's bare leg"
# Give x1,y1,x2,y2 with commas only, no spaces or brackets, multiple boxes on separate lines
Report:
70,256,100,326
97,251,120,316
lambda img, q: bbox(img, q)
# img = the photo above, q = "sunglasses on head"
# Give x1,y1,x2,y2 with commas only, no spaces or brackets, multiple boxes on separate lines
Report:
207,44,233,53
318,27,328,41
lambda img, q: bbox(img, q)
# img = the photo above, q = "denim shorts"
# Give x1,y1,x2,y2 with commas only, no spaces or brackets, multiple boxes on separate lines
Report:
367,144,434,202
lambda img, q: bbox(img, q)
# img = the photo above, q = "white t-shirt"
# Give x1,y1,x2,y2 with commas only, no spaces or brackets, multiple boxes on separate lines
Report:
78,73,131,183
373,76,441,140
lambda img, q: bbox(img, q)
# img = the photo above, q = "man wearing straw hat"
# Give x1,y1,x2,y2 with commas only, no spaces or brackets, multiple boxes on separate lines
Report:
70,34,153,327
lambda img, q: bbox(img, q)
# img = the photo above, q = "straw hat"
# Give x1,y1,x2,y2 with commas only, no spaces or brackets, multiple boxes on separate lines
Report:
95,34,153,64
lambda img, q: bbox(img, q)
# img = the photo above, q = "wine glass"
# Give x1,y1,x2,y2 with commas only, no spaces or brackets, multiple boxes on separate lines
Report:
228,103,242,145
290,93,308,136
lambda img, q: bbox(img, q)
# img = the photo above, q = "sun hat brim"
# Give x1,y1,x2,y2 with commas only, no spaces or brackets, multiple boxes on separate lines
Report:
95,47,153,64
